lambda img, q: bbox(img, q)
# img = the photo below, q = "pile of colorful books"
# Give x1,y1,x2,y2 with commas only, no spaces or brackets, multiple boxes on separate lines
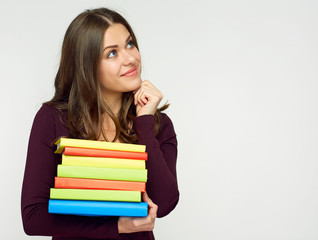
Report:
48,137,148,217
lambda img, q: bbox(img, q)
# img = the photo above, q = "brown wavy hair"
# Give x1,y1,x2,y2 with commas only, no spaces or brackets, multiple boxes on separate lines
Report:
46,8,168,143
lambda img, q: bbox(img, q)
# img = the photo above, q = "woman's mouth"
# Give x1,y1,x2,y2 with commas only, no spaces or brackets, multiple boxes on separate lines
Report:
121,66,138,77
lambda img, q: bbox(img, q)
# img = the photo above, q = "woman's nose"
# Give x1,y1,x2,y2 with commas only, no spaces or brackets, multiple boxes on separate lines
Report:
122,50,136,65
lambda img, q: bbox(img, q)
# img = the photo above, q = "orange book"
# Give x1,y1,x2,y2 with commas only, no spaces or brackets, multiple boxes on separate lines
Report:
63,147,148,160
55,177,146,193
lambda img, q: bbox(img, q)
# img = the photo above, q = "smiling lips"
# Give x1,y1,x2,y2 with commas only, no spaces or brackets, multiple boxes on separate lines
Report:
121,66,138,77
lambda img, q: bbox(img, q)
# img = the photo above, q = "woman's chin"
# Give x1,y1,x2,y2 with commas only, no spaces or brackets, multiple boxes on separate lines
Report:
130,78,142,91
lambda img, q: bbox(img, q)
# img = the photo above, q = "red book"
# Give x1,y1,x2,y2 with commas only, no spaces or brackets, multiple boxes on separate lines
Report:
55,177,146,193
63,147,148,160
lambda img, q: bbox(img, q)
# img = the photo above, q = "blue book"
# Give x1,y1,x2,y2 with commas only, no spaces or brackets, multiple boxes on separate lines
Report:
48,199,148,217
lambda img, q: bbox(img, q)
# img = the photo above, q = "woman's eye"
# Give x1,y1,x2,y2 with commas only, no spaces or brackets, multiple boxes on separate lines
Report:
127,40,135,48
107,50,116,58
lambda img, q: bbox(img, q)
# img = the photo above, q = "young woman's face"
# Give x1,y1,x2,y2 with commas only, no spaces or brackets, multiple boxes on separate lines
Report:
98,23,141,95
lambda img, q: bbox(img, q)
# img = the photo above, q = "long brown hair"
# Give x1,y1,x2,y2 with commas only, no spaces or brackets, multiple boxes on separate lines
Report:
46,8,168,143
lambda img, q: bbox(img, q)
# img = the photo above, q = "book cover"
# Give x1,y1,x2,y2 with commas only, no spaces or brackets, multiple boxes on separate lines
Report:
57,165,147,182
55,177,146,192
63,147,148,160
50,188,141,202
55,137,146,154
61,155,145,169
49,199,148,217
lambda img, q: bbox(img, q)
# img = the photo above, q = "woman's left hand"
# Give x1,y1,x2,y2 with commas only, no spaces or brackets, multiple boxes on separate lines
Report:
133,80,163,117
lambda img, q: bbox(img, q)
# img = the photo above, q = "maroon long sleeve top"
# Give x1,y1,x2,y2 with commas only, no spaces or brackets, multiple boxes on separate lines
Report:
21,104,179,240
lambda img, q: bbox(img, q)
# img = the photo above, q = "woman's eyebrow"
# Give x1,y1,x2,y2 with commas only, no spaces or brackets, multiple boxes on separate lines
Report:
103,35,131,52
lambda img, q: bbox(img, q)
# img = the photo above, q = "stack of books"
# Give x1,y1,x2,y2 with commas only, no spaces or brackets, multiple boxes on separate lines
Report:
48,137,148,217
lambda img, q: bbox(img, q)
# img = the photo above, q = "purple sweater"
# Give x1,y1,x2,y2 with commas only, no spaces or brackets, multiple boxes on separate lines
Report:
21,104,179,240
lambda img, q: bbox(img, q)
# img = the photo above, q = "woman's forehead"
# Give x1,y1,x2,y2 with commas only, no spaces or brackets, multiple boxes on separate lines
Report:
103,24,130,47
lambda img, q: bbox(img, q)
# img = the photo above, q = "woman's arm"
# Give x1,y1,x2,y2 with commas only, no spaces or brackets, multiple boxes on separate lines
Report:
133,113,179,218
21,104,120,239
133,80,179,218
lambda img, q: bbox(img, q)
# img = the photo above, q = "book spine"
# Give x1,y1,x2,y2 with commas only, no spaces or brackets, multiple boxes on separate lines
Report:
57,165,147,182
63,147,148,160
54,177,146,192
55,138,146,154
61,155,145,169
49,199,148,217
50,188,141,202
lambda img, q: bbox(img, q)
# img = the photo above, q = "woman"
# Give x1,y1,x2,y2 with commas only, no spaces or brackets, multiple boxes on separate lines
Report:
21,7,179,240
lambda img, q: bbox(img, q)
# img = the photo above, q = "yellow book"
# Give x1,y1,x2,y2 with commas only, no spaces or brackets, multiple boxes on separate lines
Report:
62,155,146,169
55,137,146,154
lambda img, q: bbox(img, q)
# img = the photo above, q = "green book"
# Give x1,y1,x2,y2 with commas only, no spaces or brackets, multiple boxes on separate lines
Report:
57,165,147,182
50,188,141,202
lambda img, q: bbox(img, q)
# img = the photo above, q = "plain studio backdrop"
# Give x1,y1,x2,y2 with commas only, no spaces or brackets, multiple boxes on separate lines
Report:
1,0,317,239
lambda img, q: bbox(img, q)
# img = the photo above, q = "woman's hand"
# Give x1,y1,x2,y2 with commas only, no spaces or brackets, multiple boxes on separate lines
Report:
118,192,158,234
133,80,163,117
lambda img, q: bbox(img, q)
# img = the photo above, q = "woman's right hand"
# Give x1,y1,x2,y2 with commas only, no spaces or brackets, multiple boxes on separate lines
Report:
118,192,158,233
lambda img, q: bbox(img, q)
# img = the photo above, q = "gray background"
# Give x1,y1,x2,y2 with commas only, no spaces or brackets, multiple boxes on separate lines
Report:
1,0,318,239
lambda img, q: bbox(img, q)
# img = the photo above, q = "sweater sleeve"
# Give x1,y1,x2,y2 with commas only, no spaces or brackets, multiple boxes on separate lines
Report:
133,114,179,218
21,104,120,239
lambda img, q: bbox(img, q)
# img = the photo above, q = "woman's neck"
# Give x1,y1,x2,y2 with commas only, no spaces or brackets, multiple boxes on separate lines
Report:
102,92,123,116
